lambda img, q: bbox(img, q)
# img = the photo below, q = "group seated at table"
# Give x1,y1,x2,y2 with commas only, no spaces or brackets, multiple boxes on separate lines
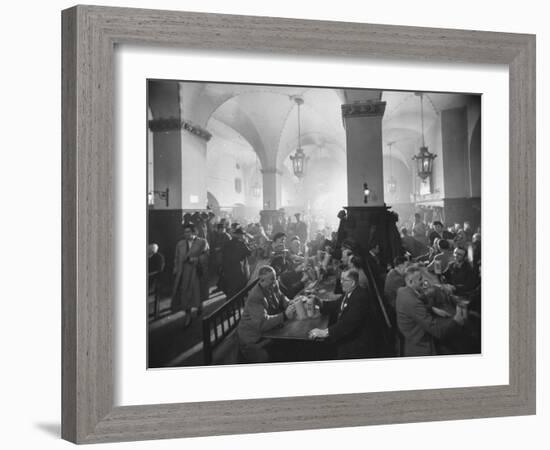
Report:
231,212,482,364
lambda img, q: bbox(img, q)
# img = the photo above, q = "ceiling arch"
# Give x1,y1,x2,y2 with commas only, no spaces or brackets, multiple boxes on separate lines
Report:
164,81,482,182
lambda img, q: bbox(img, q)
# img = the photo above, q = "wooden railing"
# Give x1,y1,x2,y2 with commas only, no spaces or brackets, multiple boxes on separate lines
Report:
202,279,258,365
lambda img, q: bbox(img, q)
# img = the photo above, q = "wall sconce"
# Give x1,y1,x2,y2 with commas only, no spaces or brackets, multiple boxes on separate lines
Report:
363,182,370,204
148,188,169,207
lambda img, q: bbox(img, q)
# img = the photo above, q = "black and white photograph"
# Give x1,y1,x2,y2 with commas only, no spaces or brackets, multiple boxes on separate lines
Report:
147,80,482,368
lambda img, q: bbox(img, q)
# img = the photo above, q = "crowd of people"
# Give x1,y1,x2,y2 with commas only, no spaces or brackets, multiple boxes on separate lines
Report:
149,210,327,328
148,209,482,362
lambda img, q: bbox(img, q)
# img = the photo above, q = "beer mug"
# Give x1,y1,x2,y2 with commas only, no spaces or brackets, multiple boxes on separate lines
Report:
294,297,307,320
306,296,315,318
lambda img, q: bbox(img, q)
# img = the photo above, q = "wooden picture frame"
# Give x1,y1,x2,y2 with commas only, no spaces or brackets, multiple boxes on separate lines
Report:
61,5,536,444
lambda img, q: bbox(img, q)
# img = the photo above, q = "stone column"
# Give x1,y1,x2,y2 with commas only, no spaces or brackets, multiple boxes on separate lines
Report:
440,106,481,230
261,167,282,210
259,167,283,233
148,117,211,274
342,100,386,207
179,124,210,210
339,98,402,268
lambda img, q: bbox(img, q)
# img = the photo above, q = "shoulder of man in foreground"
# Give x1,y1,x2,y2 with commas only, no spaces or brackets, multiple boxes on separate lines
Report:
395,286,415,304
245,283,266,302
350,285,368,299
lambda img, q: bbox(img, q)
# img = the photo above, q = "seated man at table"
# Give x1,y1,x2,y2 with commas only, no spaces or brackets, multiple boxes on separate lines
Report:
384,255,409,310
396,266,465,357
445,246,478,295
269,232,292,275
237,265,296,363
308,269,376,360
287,236,305,266
426,238,453,275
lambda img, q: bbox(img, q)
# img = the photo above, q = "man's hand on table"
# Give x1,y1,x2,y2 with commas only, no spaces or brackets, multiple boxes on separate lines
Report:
308,328,329,340
284,303,296,320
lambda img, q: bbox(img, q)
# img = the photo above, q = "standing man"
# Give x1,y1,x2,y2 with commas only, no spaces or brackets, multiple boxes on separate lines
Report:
171,223,209,327
294,213,308,252
308,269,376,360
411,213,428,246
396,266,464,356
237,266,296,363
211,222,231,290
220,227,252,299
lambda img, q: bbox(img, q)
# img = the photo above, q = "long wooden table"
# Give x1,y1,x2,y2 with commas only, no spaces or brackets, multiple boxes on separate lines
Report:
262,314,329,340
260,312,333,362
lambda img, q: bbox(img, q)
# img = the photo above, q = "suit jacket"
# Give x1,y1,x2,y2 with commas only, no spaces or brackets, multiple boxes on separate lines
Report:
384,269,405,310
396,286,459,356
321,286,376,359
220,238,252,297
237,283,290,346
446,261,477,294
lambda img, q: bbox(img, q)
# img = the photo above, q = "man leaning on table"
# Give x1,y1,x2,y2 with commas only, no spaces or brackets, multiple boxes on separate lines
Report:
396,265,465,357
308,269,376,359
237,265,296,363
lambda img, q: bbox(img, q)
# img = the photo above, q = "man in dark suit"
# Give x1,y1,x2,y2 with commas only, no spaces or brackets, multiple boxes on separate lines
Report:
396,265,465,356
219,227,251,298
308,269,376,359
237,266,296,363
445,247,478,295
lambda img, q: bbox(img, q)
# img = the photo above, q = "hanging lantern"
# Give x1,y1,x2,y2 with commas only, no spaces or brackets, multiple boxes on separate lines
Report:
290,147,306,178
413,93,437,180
413,146,437,180
386,141,398,194
289,97,307,178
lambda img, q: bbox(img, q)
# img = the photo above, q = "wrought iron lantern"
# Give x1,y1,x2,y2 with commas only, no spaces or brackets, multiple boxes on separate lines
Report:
290,147,306,178
412,93,437,180
289,97,306,178
413,146,437,180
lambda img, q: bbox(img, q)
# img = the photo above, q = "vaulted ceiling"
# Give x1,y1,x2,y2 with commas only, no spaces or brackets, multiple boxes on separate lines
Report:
149,80,479,174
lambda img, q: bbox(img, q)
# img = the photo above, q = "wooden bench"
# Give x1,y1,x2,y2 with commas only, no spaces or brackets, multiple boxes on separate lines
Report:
202,279,258,365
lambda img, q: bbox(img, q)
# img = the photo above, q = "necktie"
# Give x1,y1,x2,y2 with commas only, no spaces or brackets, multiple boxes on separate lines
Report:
340,294,349,315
